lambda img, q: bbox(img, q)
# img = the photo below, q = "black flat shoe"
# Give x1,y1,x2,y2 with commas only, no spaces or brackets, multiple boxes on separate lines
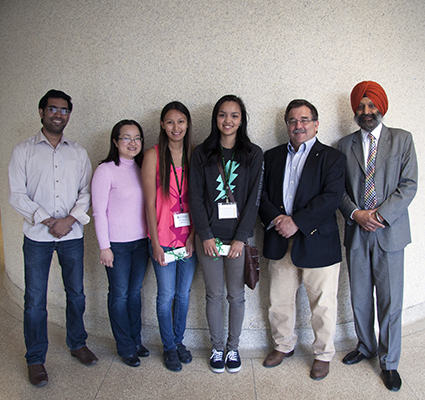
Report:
177,343,192,364
122,354,140,367
136,344,149,358
163,349,182,372
382,369,402,391
342,350,366,365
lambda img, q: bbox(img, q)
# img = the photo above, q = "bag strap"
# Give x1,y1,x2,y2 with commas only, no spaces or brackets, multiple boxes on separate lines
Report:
216,161,236,204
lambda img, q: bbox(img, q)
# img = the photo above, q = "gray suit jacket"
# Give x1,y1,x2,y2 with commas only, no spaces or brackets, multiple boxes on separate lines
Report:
338,125,417,252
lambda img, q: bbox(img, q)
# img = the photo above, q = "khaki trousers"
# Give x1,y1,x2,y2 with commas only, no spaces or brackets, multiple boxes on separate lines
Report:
268,239,340,362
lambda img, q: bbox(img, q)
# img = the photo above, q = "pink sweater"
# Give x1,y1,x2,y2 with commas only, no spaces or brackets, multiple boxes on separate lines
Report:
92,157,147,250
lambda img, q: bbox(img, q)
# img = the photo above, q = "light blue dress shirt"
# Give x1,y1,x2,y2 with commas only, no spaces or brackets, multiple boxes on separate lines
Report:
283,137,317,215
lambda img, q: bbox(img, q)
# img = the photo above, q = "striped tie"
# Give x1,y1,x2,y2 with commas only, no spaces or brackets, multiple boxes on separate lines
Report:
365,133,377,209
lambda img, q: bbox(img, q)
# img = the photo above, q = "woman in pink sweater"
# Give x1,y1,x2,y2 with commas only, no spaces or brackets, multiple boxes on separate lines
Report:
92,120,149,368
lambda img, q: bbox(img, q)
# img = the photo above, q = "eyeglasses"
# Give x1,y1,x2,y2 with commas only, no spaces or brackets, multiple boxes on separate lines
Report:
46,106,71,115
118,137,142,144
286,118,317,126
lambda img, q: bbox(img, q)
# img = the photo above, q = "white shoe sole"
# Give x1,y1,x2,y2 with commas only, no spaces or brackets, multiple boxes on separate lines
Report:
210,366,225,373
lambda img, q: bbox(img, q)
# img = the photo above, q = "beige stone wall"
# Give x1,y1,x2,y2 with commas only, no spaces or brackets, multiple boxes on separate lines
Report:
1,0,424,350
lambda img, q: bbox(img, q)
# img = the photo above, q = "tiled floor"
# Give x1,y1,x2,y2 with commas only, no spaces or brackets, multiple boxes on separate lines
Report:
1,273,424,400
0,217,424,400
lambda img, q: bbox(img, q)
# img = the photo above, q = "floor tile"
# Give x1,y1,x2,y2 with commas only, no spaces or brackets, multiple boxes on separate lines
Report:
1,267,424,399
399,329,425,398
96,355,256,400
252,354,418,400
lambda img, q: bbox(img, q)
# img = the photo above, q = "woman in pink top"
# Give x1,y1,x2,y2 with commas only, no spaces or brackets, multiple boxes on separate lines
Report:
92,120,149,368
142,102,196,372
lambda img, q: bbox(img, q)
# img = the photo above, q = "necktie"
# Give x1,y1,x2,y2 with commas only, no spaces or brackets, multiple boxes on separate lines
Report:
365,133,377,209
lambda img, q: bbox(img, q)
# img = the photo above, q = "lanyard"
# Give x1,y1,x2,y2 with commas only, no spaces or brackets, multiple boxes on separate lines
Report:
170,148,185,212
220,145,235,203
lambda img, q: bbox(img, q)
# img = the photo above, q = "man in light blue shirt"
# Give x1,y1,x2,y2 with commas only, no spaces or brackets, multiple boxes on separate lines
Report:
260,99,346,381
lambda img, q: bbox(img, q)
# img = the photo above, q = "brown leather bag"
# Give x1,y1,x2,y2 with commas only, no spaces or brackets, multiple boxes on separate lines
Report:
244,243,260,290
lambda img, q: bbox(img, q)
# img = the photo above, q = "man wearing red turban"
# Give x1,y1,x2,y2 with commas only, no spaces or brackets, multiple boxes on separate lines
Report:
350,80,389,116
338,81,418,392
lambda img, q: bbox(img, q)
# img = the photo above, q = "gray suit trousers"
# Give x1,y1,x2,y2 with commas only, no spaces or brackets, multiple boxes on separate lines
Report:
346,229,404,370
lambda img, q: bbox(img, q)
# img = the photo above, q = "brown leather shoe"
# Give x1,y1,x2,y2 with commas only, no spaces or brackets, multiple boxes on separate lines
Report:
70,346,98,366
28,364,48,387
263,349,294,368
310,360,330,380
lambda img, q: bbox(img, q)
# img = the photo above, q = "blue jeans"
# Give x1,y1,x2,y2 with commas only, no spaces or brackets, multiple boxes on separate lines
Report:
23,236,87,365
149,241,197,352
106,239,149,357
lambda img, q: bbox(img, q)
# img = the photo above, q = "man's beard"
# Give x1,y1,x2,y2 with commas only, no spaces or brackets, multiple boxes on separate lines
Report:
43,118,67,135
354,111,383,132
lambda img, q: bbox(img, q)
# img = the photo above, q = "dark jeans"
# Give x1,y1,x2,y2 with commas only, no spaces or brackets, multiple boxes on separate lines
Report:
23,236,87,365
149,240,197,352
106,239,149,357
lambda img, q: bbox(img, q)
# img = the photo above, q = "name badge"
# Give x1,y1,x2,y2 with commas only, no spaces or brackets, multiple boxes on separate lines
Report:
218,202,238,219
173,212,190,228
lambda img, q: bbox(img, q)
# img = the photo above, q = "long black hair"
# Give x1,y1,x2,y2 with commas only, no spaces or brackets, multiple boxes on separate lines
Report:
158,101,193,197
202,94,252,166
100,120,144,167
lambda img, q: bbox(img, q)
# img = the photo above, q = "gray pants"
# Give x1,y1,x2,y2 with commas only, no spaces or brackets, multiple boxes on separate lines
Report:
195,235,245,350
347,230,404,370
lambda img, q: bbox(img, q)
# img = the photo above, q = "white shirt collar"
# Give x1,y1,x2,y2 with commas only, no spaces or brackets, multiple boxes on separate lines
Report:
361,122,383,142
36,129,68,148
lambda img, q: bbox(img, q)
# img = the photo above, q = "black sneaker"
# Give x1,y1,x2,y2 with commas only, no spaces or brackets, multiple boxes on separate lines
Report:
225,350,241,373
209,349,225,373
136,344,149,358
163,349,182,372
121,354,140,367
176,343,192,364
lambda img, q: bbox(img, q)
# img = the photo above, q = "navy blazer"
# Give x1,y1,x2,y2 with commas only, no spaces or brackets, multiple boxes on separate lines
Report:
259,139,346,267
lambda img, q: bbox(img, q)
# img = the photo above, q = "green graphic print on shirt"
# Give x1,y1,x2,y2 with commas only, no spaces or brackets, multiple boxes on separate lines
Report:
214,160,240,202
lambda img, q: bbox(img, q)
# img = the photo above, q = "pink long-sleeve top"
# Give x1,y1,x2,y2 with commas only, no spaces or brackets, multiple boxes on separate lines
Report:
151,145,191,248
92,157,147,250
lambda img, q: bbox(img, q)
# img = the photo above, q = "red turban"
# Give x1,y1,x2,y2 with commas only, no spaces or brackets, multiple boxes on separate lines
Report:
350,81,388,116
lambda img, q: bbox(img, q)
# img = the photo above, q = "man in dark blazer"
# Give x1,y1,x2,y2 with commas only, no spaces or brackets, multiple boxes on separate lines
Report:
338,81,417,392
259,99,346,380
